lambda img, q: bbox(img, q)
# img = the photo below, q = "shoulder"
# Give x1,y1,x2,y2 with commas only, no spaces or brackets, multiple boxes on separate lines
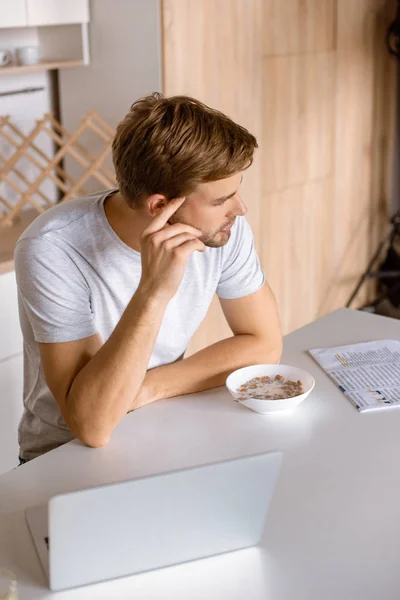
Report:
17,189,114,243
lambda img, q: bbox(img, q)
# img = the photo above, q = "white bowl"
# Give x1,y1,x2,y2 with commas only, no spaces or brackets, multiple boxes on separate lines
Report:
226,364,315,414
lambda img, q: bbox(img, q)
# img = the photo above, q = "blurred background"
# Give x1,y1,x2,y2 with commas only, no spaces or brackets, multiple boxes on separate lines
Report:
0,0,398,358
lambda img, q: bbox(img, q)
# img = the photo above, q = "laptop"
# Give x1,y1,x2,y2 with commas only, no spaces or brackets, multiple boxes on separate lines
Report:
26,451,282,591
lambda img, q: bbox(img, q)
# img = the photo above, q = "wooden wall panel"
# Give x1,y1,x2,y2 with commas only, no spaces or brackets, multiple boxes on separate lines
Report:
262,0,336,55
163,0,263,354
162,0,397,352
333,0,396,308
163,0,263,231
260,178,335,333
367,0,397,253
262,51,334,194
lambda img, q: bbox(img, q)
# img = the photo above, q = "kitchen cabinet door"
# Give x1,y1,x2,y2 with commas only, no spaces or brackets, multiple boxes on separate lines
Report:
26,0,89,26
0,271,23,362
0,354,23,474
0,0,27,28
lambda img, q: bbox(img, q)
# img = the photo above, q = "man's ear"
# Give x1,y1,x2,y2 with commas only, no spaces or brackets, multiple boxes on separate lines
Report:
147,194,168,216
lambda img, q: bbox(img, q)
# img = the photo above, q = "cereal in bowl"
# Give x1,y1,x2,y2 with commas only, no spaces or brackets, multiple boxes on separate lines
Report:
238,374,304,400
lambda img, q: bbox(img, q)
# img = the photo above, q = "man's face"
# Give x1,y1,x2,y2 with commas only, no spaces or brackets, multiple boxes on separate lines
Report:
168,172,247,248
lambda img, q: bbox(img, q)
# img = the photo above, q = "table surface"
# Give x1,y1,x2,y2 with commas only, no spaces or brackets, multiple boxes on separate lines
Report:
1,307,400,600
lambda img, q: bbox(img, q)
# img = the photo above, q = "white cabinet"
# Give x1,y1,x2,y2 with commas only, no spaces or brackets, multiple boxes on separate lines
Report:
0,354,23,474
26,0,89,26
0,271,23,474
0,0,27,28
0,271,23,361
0,0,89,30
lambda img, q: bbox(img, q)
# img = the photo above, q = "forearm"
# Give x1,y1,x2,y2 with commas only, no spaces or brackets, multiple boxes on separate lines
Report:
68,285,167,446
135,333,282,408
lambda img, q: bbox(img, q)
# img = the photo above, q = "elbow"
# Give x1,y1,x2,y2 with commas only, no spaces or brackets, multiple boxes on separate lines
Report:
67,410,111,448
257,337,283,365
77,430,111,449
85,438,110,448
266,349,283,365
273,340,283,364
65,394,112,449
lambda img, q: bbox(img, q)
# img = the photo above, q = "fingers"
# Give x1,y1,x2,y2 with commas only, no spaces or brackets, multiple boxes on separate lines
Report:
151,223,202,245
175,238,205,258
143,197,187,235
163,232,200,250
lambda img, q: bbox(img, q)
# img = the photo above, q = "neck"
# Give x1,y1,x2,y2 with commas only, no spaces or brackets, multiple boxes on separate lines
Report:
104,191,148,252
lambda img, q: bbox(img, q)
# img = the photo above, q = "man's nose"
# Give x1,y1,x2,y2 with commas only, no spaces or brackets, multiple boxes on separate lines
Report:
231,194,247,217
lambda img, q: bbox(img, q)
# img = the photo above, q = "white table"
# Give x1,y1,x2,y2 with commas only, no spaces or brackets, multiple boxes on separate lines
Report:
1,307,400,600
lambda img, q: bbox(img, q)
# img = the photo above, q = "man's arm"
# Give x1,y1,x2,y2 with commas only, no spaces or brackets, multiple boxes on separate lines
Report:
36,198,205,448
132,283,282,409
39,291,167,448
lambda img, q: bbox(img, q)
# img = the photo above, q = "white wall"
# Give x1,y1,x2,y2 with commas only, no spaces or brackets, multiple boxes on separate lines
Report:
0,27,55,209
59,0,162,191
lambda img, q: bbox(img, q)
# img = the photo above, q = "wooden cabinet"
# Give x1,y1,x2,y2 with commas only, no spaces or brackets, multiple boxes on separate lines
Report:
0,272,23,361
0,0,27,28
26,0,89,26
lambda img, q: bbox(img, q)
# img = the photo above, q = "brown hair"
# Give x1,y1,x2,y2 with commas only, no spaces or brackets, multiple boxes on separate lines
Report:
112,92,258,206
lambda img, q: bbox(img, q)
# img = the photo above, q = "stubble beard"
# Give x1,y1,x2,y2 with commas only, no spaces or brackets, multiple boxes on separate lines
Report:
168,213,232,248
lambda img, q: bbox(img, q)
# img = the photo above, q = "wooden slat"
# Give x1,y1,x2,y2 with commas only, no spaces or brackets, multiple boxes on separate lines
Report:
0,59,84,76
61,141,113,202
0,111,116,227
45,113,117,182
0,154,52,208
0,127,70,195
5,119,84,191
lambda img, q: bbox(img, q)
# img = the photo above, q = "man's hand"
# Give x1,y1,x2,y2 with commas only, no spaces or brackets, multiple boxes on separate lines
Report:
128,379,152,412
139,197,205,302
38,197,206,447
127,284,282,413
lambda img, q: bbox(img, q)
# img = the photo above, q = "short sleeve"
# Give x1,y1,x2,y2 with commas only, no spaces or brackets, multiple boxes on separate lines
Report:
14,236,97,343
216,216,265,300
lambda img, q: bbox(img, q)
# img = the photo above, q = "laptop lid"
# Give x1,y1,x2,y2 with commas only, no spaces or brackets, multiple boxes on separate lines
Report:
30,451,282,591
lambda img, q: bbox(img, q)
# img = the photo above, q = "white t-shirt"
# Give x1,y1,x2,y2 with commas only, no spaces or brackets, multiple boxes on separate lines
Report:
14,190,265,460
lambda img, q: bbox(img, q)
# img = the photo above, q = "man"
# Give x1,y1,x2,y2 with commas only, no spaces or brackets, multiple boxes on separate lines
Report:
15,93,282,462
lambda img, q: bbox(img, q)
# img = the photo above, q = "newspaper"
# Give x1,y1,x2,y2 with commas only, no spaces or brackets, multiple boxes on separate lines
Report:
308,339,400,412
